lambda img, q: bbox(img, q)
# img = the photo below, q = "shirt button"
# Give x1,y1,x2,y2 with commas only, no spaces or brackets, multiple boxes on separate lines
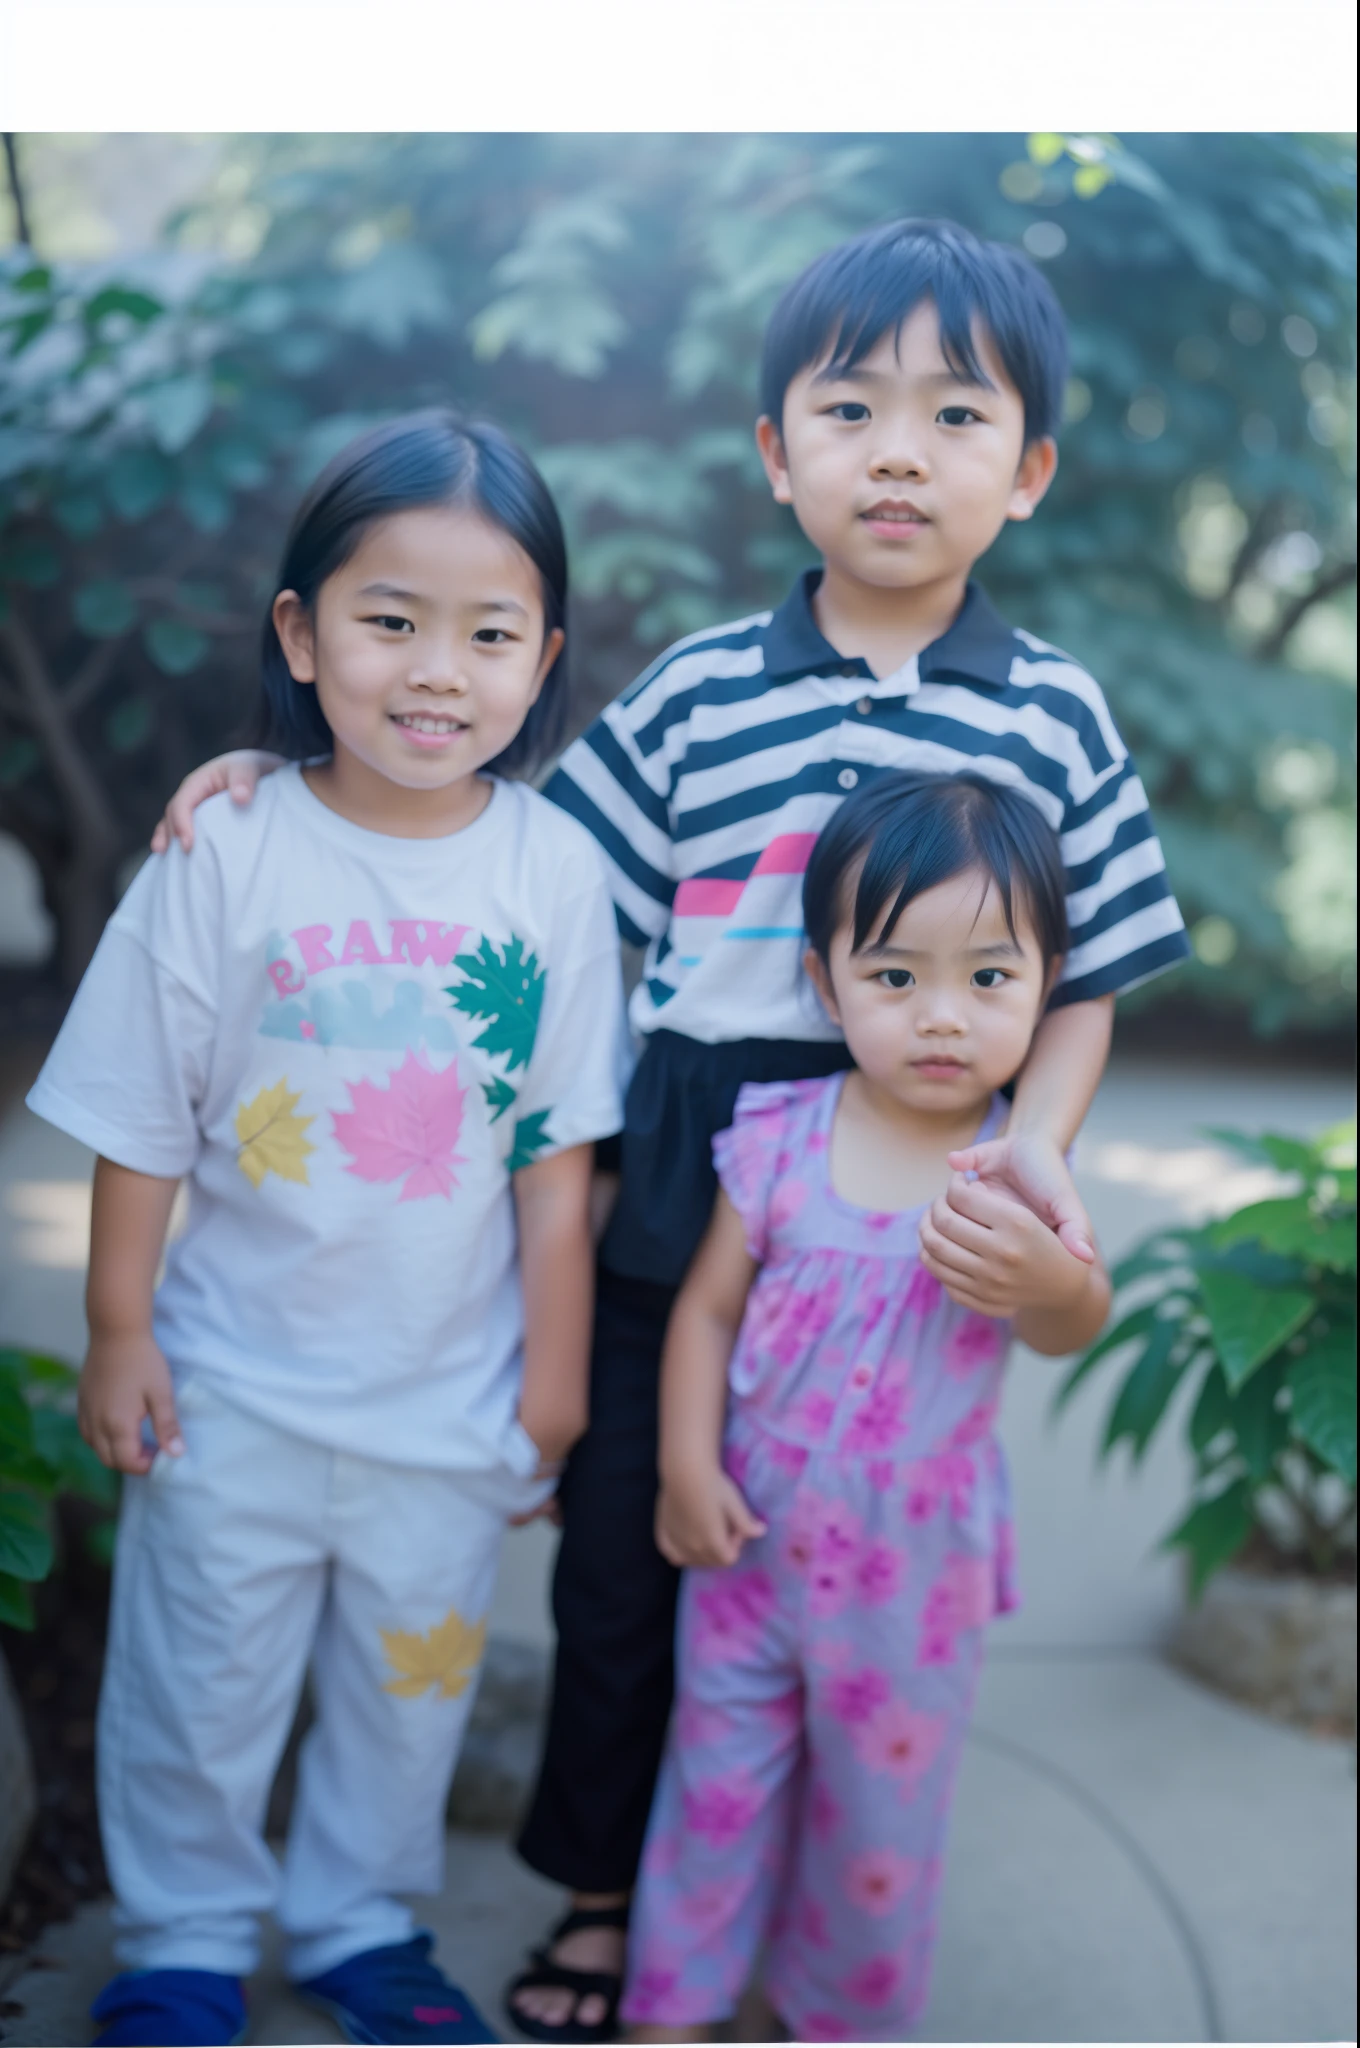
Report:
856,696,874,716
852,1365,873,1388
840,663,859,679
838,768,859,790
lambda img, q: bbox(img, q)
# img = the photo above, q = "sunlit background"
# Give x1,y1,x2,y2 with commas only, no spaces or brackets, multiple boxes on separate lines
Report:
0,132,1355,1050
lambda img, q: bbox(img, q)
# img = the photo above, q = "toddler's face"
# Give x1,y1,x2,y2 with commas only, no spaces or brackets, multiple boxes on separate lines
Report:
807,864,1054,1114
274,505,562,794
758,301,1055,598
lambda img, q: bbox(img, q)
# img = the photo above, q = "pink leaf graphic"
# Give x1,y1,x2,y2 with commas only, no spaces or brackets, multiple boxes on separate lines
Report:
332,1050,468,1202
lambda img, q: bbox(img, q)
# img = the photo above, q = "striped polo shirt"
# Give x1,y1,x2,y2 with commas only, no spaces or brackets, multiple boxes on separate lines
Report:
545,571,1190,1047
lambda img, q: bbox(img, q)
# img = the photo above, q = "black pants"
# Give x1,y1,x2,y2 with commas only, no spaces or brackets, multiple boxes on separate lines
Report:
515,1268,679,1893
515,1031,855,1894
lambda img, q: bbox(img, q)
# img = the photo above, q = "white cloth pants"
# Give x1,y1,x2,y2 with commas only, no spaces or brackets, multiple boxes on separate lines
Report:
98,1375,536,1981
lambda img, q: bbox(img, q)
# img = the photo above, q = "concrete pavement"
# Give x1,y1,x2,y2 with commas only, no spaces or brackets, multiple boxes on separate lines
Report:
1,1053,1355,2043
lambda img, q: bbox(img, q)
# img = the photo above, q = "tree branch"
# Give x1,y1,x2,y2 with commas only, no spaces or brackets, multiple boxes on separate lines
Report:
1259,558,1358,660
62,636,124,715
0,604,121,859
1222,495,1286,604
2,133,33,248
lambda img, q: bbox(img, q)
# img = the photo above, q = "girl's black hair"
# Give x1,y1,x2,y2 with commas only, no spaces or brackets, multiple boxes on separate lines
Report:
259,409,568,776
803,770,1069,968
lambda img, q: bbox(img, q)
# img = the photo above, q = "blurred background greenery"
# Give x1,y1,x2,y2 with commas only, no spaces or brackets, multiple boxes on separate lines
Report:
0,132,1354,1040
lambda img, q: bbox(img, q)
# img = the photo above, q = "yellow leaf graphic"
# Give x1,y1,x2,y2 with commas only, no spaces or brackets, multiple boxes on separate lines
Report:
235,1078,316,1190
380,1606,486,1700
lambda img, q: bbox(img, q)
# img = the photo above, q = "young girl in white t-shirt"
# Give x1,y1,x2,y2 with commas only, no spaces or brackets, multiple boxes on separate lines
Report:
28,412,630,2048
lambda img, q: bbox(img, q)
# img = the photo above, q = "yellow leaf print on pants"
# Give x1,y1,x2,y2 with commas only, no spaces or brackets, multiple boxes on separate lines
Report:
381,1607,486,1700
235,1078,316,1189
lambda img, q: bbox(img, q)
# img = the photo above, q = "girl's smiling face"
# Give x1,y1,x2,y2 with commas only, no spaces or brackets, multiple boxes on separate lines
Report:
807,862,1056,1115
273,503,563,833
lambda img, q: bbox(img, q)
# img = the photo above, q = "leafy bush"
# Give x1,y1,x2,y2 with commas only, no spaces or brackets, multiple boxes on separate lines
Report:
1056,1120,1356,1596
0,1346,118,1628
2,132,1355,1026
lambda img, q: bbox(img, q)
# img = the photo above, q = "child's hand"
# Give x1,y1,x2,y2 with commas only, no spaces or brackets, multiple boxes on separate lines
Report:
78,1330,183,1474
946,1129,1095,1263
150,749,284,855
655,1462,766,1570
919,1173,1093,1321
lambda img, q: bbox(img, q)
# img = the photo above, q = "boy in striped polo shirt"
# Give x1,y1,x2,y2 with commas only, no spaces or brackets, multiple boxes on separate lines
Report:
510,216,1189,2039
156,217,1190,2040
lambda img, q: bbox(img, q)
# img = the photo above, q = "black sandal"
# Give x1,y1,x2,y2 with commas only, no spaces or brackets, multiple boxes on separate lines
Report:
504,1903,630,2044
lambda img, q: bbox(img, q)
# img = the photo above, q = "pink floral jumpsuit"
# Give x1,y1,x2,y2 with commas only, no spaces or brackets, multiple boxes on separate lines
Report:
619,1075,1019,2043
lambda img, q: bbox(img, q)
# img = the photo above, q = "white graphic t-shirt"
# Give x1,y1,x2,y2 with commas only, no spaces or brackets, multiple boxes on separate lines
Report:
29,767,630,1473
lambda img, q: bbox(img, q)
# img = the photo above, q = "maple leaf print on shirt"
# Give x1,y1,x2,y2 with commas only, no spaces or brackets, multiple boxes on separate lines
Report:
445,934,545,1072
235,1078,316,1189
380,1605,487,1699
507,1108,554,1171
331,1049,468,1201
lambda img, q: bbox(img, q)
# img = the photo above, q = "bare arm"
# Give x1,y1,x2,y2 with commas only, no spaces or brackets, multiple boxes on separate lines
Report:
655,1191,766,1569
512,1142,595,1470
948,994,1115,1261
80,1157,183,1472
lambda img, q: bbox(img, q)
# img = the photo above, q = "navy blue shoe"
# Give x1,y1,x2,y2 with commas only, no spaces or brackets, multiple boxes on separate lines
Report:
90,1968,247,2046
295,1932,499,2043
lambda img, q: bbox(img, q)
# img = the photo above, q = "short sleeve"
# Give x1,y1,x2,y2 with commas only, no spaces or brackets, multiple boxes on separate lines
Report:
26,842,221,1178
712,1080,809,1263
506,827,631,1169
1055,764,1192,1007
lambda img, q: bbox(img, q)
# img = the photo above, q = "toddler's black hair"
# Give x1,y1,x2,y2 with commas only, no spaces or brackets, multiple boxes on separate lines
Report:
760,217,1069,446
803,770,1069,969
259,409,568,776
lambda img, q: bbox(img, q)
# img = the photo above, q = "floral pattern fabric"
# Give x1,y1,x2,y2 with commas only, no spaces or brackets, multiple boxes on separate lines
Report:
621,1075,1018,2041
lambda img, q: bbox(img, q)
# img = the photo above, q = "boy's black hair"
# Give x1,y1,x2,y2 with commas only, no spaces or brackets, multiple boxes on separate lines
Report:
803,770,1069,969
260,409,568,776
760,218,1069,446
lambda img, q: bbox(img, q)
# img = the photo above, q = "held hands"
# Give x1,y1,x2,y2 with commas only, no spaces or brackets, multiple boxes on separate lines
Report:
946,1129,1095,1263
918,1172,1094,1321
78,1330,183,1475
150,749,283,855
656,1460,767,1570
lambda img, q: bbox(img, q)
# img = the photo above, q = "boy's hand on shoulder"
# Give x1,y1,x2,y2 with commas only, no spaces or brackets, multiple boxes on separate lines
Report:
946,1129,1095,1263
656,1463,766,1571
78,1330,183,1474
150,749,283,855
919,1173,1095,1321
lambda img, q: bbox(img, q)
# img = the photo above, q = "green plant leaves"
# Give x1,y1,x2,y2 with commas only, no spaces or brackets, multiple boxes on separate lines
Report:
143,372,215,454
1288,1322,1358,1483
144,618,210,675
1163,1480,1256,1602
1100,1314,1192,1464
0,1491,54,1581
74,577,138,638
1196,1266,1314,1389
1212,1198,1356,1274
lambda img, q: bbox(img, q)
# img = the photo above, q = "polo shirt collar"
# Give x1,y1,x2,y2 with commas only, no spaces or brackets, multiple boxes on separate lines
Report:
762,567,1015,689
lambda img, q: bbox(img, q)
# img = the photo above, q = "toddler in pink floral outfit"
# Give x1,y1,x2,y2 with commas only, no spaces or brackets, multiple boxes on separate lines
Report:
622,773,1112,2042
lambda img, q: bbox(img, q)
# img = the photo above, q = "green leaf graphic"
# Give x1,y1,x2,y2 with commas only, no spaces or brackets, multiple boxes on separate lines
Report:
482,1075,518,1125
507,1110,554,1171
446,935,545,1072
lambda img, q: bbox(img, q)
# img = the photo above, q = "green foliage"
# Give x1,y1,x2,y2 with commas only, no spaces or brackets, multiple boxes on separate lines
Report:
2,133,1355,1028
1056,1119,1357,1597
0,1346,119,1629
446,936,546,1073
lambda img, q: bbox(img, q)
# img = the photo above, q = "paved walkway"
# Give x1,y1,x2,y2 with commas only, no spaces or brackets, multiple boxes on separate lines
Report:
1,1053,1355,2043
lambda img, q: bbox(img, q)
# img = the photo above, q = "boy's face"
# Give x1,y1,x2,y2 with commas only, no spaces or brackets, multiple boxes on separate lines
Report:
757,300,1056,596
